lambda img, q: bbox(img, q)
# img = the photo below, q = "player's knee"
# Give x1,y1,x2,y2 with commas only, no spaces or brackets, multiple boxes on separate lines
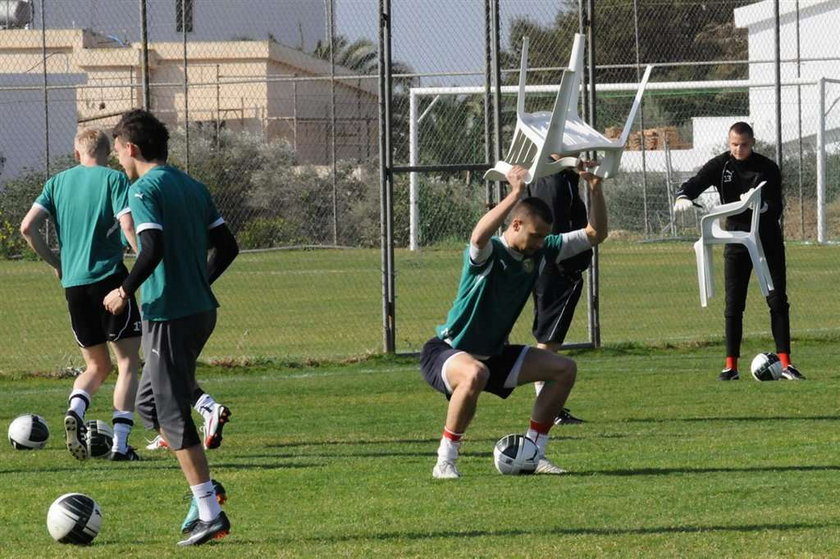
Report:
766,290,789,313
460,364,490,393
548,356,576,384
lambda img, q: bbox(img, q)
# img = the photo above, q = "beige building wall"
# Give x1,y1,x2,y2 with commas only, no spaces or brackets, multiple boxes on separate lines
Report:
0,29,378,165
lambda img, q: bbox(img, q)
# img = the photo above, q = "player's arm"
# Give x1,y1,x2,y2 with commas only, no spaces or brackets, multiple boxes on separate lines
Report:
470,165,529,250
118,212,138,254
674,156,723,211
762,162,784,220
103,228,163,314
580,171,607,246
19,205,61,278
207,223,239,285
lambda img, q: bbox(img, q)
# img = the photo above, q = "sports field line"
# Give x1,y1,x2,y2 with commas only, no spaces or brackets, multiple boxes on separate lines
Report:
0,366,417,399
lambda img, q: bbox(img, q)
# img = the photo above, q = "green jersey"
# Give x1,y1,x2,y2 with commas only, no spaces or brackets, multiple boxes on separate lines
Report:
436,235,564,356
128,165,223,321
34,165,130,288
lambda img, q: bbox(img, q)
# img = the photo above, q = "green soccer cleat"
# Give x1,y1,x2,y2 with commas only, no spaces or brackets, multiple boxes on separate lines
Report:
180,479,227,534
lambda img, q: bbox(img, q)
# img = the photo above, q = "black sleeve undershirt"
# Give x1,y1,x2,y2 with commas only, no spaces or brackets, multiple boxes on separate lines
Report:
121,228,163,296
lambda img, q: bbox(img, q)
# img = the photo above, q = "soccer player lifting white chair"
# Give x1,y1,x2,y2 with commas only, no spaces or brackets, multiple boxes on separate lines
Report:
483,33,652,184
693,182,774,307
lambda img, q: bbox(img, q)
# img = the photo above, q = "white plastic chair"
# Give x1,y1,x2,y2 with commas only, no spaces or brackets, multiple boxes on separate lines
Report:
693,182,774,307
484,34,652,184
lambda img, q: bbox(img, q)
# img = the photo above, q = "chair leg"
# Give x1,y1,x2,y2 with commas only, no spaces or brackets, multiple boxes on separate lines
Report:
746,243,775,296
694,240,713,307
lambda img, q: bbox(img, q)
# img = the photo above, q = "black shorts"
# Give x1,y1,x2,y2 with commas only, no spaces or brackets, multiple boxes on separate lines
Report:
419,337,528,400
135,310,216,450
65,268,142,348
532,266,585,344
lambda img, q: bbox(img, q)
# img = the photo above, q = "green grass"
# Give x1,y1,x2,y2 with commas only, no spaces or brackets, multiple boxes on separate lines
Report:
1,342,840,557
1,241,839,375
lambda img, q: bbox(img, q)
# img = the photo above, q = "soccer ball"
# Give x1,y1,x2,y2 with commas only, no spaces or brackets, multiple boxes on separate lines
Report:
47,493,102,545
493,434,539,475
85,420,113,459
750,352,783,381
8,413,49,450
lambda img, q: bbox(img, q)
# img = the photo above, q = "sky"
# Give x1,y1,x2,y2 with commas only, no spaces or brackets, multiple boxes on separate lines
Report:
335,0,565,85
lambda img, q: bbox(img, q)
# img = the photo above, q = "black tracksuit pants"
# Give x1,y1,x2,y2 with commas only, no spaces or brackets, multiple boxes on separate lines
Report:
723,226,790,358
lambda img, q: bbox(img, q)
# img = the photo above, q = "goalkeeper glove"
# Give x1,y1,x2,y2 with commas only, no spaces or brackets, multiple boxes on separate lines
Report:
673,196,695,213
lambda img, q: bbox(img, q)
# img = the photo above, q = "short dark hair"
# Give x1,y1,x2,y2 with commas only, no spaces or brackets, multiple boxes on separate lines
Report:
729,121,754,139
510,196,553,227
112,109,169,161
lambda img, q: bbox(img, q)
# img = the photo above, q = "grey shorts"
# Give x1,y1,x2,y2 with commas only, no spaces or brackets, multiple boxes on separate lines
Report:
135,310,216,450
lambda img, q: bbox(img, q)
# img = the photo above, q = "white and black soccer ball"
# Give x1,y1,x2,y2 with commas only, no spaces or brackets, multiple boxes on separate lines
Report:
493,434,539,475
8,413,49,450
85,420,113,459
46,493,103,545
751,352,783,381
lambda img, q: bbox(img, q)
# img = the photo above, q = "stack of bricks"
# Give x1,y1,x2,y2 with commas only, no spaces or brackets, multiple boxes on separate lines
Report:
608,126,691,150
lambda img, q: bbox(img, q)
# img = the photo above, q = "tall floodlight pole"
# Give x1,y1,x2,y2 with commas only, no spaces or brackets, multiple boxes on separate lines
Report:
139,0,150,109
182,0,190,172
586,0,600,348
378,0,395,353
773,0,782,172
40,0,48,176
490,0,502,205
484,0,493,209
327,0,338,246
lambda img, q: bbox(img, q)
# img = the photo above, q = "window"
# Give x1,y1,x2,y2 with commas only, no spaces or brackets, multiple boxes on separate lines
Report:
176,0,193,33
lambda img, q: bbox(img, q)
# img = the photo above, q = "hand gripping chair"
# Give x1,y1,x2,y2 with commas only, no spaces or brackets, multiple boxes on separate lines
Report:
693,182,774,307
484,34,652,184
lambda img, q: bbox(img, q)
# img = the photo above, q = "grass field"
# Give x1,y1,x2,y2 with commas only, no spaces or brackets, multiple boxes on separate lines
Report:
0,241,838,375
2,340,840,557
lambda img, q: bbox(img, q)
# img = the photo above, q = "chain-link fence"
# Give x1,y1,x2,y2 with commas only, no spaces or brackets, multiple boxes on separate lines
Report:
1,1,839,374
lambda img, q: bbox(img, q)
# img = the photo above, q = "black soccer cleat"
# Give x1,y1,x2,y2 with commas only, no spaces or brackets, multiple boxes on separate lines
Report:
554,408,585,425
780,365,805,381
718,368,740,381
64,411,88,460
110,447,141,461
177,511,230,546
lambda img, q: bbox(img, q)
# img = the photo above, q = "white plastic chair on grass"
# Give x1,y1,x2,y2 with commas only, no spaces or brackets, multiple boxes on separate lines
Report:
693,182,774,307
484,33,652,184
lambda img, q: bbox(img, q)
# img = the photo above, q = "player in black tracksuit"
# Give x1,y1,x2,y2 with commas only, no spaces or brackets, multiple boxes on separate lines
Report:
674,121,803,381
528,168,593,421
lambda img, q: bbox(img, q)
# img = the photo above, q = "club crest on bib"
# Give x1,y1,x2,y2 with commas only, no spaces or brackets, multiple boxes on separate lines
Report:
522,258,534,273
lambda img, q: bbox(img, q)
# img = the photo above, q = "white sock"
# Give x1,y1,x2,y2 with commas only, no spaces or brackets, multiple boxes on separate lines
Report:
194,393,217,417
437,436,461,462
525,428,549,458
191,481,222,522
67,389,91,419
111,411,133,454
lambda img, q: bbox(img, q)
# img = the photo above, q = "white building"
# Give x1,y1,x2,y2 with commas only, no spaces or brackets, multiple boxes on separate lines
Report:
623,0,840,176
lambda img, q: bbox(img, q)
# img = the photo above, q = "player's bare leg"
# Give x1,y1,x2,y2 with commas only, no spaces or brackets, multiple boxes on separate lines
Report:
174,443,230,545
433,354,489,479
518,348,576,474
109,337,141,459
65,344,112,460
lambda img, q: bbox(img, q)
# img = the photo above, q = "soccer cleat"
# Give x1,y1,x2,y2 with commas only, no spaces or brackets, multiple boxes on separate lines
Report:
201,405,231,450
145,434,169,450
554,408,585,425
534,457,568,475
181,479,228,534
177,511,230,546
432,460,461,479
64,411,88,461
781,365,805,381
718,368,740,381
110,446,141,461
